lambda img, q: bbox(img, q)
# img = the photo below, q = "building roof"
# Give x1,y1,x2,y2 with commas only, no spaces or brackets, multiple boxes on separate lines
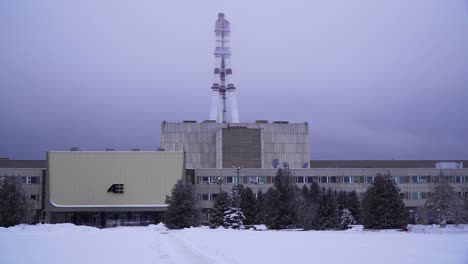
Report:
310,160,467,169
0,159,47,168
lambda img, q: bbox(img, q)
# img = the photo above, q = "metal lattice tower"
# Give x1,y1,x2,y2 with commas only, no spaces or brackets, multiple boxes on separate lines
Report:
209,13,239,123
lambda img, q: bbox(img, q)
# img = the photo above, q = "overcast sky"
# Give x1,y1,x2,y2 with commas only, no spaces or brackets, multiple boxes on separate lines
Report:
1,0,468,160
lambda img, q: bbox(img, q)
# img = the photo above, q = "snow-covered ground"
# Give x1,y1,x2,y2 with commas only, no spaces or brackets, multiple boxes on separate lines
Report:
1,224,467,264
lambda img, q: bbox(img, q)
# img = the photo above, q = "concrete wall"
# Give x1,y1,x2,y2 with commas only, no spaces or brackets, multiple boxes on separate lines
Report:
161,121,309,169
47,151,184,210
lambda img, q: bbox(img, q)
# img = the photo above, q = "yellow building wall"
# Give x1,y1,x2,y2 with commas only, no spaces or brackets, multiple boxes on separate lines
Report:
48,151,184,207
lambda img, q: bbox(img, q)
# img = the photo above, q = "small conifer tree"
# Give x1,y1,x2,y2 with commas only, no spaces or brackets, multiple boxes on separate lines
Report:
240,187,256,225
315,188,339,230
210,191,231,228
164,179,200,229
255,189,266,224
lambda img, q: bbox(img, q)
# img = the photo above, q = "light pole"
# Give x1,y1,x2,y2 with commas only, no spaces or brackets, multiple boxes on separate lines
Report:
217,176,224,192
232,165,243,185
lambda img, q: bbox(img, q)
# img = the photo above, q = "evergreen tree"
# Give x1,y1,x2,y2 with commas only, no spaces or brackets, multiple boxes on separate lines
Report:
339,208,356,229
425,175,467,224
224,185,245,229
164,179,200,229
361,174,408,229
347,190,361,224
264,168,298,229
309,181,321,203
0,176,34,227
336,190,348,212
210,191,230,228
264,187,280,228
315,188,339,230
298,185,315,230
255,189,266,224
240,187,256,225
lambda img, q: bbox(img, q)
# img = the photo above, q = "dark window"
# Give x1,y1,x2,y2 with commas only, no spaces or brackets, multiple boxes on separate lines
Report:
296,177,304,183
202,194,209,200
329,176,337,183
306,177,313,183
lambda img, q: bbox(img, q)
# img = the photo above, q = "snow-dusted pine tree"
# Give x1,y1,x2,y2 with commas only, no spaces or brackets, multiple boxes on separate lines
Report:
361,173,407,229
315,188,339,230
164,179,200,229
425,173,467,224
340,208,357,229
255,189,266,224
210,191,230,228
224,185,245,229
347,190,361,223
264,168,298,229
0,176,34,227
240,186,256,225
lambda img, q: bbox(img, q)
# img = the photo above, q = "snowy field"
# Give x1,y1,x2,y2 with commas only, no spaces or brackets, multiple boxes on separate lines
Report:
1,224,468,264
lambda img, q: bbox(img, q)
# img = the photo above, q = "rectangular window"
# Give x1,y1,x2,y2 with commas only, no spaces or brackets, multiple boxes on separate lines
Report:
296,177,304,183
225,177,233,183
411,192,419,200
211,193,218,200
411,176,418,183
199,177,209,184
343,176,350,183
320,176,328,183
419,176,428,183
399,193,406,199
365,176,374,184
233,177,244,184
306,176,313,183
202,193,209,200
329,176,337,183
420,192,429,199
29,194,39,201
23,176,39,184
248,176,257,184
397,176,407,184
258,176,268,184
352,176,361,183
455,176,465,183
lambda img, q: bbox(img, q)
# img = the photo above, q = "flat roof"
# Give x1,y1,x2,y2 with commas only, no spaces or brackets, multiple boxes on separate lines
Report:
310,160,467,168
0,160,47,168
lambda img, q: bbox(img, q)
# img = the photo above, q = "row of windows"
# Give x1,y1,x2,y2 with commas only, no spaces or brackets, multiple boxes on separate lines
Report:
199,192,468,202
198,193,218,201
198,176,269,184
18,176,40,184
198,176,468,185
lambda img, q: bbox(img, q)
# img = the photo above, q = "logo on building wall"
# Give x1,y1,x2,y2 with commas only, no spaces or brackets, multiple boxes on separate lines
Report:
107,184,124,194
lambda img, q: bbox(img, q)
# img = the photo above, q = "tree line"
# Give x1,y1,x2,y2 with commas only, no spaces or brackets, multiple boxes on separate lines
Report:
165,168,468,230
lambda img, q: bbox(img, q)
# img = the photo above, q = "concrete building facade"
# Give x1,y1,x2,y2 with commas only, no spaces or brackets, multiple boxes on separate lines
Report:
194,161,468,213
160,121,310,169
44,151,185,227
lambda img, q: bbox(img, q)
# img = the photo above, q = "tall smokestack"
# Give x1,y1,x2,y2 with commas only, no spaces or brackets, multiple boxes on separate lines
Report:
210,13,239,123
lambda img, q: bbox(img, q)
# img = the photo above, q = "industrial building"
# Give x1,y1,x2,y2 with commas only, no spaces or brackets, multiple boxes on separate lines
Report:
1,14,467,227
160,121,310,169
